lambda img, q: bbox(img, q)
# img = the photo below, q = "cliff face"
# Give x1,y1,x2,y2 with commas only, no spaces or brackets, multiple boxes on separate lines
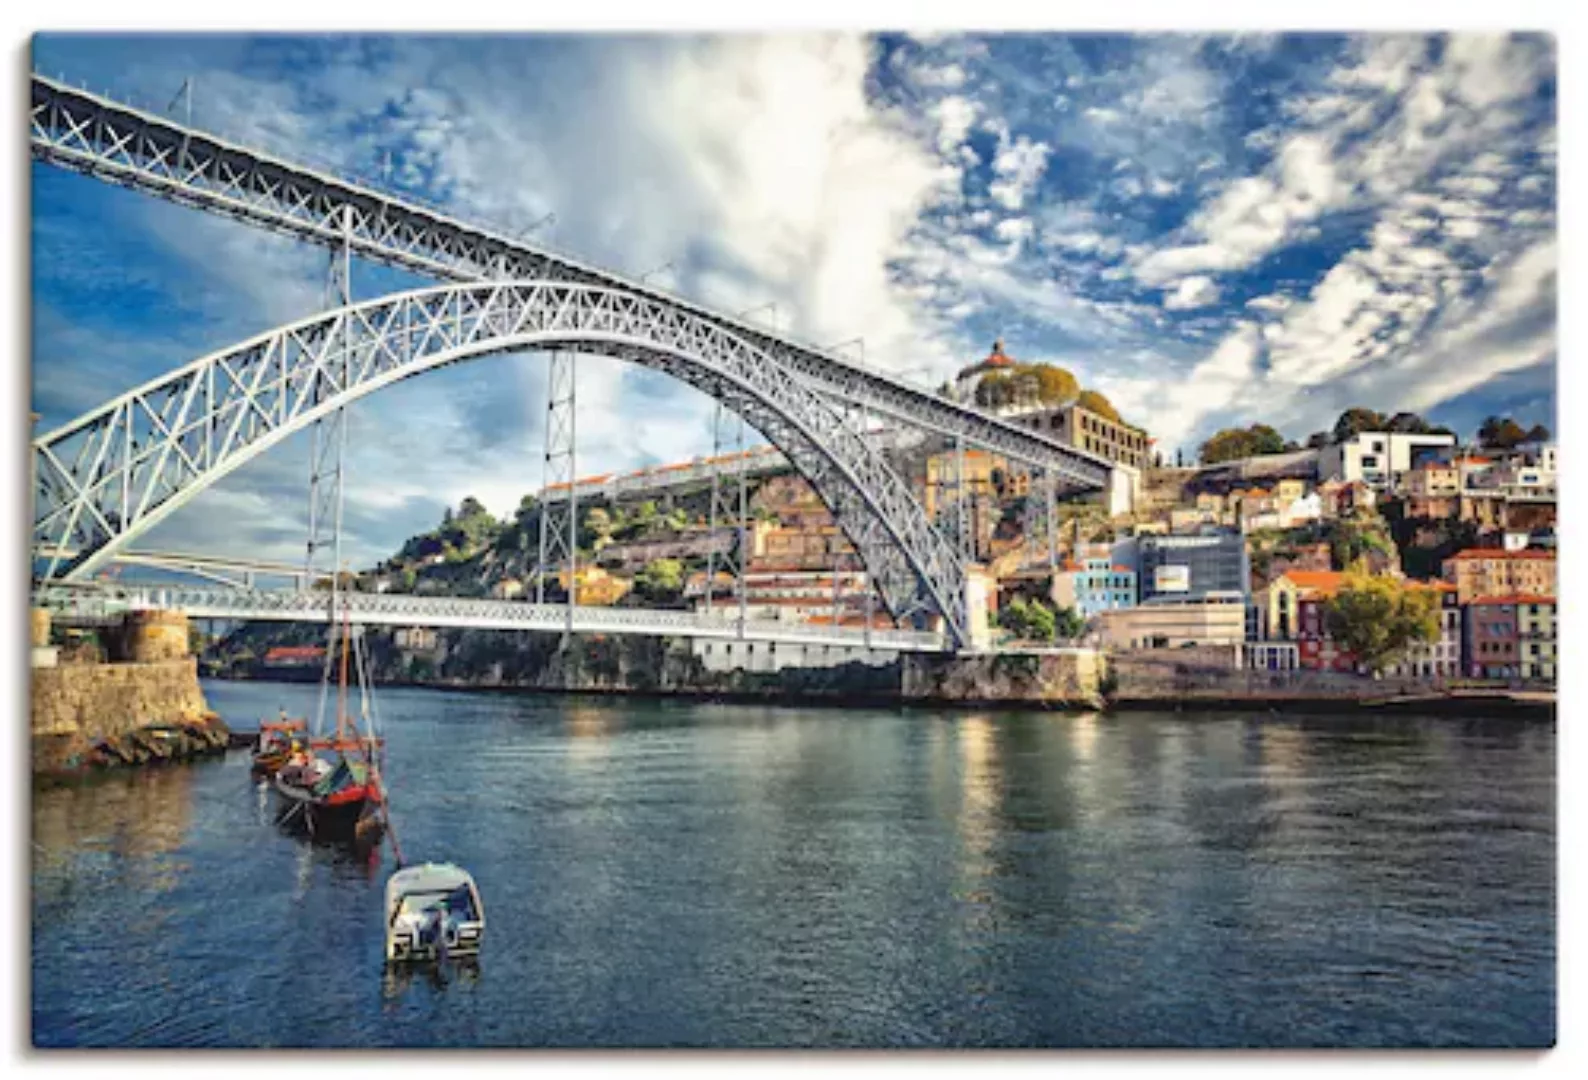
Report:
32,657,215,772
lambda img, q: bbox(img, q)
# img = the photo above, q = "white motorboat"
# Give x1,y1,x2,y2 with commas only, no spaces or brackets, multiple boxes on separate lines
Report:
384,862,485,962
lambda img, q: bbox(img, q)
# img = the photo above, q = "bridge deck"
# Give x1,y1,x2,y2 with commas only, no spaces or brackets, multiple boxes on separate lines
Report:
33,586,947,652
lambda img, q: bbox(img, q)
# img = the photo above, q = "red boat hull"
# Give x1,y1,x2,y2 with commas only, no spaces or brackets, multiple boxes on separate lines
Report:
272,776,385,844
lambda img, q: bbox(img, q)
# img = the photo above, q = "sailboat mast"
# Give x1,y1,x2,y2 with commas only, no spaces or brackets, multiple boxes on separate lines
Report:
336,598,352,745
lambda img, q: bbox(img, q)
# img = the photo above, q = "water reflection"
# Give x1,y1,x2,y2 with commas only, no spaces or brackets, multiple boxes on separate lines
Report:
33,686,1556,1049
953,715,1002,926
1067,712,1100,762
34,768,195,903
562,702,613,762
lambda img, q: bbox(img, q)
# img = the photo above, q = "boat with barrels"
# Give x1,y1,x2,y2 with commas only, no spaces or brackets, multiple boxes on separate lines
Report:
250,714,308,777
272,601,386,847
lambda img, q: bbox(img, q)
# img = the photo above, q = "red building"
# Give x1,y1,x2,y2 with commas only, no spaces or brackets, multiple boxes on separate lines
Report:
1280,570,1360,672
262,645,324,666
1464,597,1522,679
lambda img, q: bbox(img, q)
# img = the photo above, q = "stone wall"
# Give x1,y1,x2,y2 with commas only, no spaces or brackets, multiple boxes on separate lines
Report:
902,649,1106,708
113,610,191,663
32,658,212,770
1109,647,1451,706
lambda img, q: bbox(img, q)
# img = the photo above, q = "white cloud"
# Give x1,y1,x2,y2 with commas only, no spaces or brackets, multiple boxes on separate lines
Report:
930,94,979,154
1246,294,1293,314
1162,275,1221,311
1134,131,1349,286
988,135,1051,211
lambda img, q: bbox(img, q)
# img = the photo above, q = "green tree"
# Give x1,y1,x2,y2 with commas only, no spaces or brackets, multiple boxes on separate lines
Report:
1524,423,1551,443
635,558,684,601
1323,565,1440,674
1306,431,1331,449
514,494,539,527
1333,407,1386,441
1030,364,1080,404
1053,605,1085,640
458,496,488,519
1248,424,1286,456
1077,389,1121,423
1478,415,1529,450
1327,510,1397,571
584,506,617,552
1199,428,1251,464
998,596,1057,643
975,372,1013,409
1199,424,1287,464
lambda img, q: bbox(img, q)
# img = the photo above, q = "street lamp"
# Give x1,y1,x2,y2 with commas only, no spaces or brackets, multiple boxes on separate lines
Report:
737,302,778,331
826,337,865,365
639,261,675,287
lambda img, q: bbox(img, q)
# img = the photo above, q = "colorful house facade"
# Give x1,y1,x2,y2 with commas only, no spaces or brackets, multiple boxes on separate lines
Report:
1442,548,1557,604
1516,596,1558,682
1464,597,1521,679
1051,557,1137,619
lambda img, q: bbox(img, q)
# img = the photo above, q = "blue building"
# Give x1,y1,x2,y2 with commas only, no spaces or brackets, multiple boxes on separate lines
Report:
1054,556,1137,618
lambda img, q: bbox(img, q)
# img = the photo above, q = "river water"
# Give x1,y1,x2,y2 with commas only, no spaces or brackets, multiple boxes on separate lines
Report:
31,680,1554,1048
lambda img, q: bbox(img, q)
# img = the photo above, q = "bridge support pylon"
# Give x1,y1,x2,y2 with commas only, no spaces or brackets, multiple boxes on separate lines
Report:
535,349,578,644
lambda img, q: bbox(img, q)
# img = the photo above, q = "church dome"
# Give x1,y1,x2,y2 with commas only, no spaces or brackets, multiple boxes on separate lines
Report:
956,338,1017,381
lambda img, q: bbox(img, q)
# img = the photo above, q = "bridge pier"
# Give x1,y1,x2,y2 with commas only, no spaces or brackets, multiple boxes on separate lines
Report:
1107,465,1140,518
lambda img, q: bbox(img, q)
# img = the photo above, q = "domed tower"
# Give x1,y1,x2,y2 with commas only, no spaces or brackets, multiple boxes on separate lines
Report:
951,338,1018,402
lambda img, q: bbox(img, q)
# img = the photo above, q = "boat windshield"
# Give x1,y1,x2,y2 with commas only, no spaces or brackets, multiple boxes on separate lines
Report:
395,887,477,921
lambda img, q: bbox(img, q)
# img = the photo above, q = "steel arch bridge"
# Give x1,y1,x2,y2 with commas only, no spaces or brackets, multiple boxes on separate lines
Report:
33,281,979,644
29,73,1124,493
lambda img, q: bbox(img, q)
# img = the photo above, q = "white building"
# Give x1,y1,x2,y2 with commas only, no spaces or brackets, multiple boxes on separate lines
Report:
693,634,898,674
1319,431,1457,491
1279,492,1323,528
1470,455,1557,501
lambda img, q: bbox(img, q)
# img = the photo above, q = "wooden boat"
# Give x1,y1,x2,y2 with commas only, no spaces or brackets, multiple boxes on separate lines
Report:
272,602,387,846
385,863,485,963
274,751,385,842
250,716,308,776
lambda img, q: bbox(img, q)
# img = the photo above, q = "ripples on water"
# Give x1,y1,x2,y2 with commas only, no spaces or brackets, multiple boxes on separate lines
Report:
31,681,1555,1048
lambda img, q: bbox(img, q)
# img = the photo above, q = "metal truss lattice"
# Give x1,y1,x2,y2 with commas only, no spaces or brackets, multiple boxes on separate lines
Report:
704,402,748,625
29,73,1115,494
32,282,977,646
535,351,577,629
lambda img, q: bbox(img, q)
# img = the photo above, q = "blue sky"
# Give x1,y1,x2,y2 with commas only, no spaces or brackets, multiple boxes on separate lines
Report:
31,32,1557,568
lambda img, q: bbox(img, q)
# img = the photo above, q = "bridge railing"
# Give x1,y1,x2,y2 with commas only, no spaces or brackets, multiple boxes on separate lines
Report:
31,585,947,651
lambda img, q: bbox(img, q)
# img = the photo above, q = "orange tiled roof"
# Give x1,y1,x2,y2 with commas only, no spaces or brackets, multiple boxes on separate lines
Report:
955,338,1018,379
1468,594,1556,606
1278,569,1346,597
263,645,325,662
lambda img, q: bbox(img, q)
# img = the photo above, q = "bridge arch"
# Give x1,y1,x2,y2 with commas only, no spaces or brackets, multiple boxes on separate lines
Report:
33,282,971,645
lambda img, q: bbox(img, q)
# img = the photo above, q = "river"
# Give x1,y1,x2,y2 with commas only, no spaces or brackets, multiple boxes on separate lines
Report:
31,680,1555,1048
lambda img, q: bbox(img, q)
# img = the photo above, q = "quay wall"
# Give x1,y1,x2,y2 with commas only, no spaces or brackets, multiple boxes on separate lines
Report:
209,625,1549,716
32,654,219,774
902,650,1105,709
1106,647,1552,714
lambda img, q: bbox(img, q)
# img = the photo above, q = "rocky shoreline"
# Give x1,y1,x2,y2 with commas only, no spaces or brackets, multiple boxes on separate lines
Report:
34,713,232,781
